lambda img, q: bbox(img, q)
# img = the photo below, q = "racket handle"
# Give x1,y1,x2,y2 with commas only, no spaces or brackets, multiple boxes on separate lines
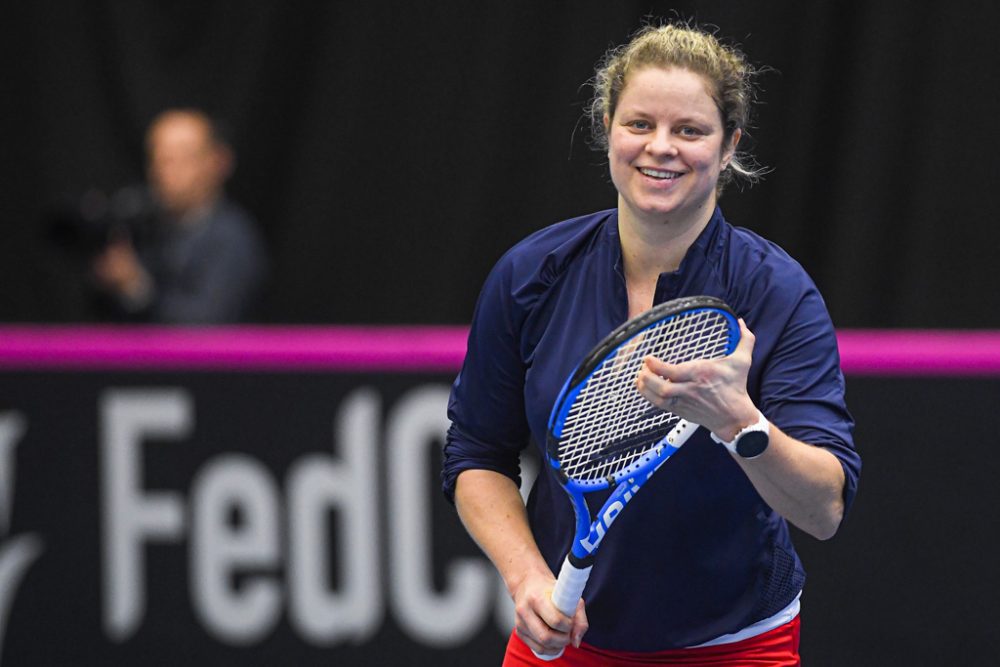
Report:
531,556,593,661
551,556,592,616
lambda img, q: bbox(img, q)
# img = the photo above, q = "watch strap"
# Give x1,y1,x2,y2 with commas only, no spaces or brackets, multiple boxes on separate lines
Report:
710,410,770,458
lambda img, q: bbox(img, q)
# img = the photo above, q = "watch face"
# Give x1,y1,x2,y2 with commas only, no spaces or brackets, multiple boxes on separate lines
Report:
736,431,769,458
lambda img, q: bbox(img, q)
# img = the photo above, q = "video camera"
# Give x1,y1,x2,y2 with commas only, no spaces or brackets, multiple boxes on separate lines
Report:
46,185,157,258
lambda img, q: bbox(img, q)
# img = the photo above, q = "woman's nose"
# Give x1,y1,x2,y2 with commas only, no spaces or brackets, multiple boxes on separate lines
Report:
646,130,678,157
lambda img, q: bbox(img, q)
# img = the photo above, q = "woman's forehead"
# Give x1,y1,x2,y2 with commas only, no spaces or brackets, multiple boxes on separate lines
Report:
616,67,718,115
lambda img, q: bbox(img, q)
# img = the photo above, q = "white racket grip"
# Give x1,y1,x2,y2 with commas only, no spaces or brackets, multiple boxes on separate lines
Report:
551,556,592,616
531,557,593,661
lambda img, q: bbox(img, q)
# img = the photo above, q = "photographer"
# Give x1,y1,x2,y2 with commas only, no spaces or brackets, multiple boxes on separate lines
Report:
90,108,267,324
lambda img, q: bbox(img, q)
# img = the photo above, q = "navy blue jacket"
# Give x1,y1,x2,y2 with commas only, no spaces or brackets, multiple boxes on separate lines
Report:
443,207,859,650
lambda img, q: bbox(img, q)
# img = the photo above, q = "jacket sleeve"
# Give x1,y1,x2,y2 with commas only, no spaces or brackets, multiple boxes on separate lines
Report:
750,276,861,519
441,255,531,503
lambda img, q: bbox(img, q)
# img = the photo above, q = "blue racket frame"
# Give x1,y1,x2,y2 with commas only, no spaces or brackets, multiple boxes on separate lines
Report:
546,303,740,566
531,298,739,660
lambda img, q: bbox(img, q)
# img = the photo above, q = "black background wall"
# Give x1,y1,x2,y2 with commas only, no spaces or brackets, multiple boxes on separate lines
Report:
2,1,999,327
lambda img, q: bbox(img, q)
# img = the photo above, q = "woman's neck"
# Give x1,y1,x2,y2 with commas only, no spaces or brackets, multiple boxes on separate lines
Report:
618,197,715,287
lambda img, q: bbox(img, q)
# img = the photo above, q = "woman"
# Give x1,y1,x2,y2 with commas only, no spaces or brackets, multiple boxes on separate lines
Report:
443,22,860,666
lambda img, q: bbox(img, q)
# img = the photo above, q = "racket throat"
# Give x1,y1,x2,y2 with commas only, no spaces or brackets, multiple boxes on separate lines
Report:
573,477,643,558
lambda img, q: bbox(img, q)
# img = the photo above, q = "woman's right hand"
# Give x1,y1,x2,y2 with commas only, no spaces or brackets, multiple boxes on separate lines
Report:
511,568,588,657
453,469,588,656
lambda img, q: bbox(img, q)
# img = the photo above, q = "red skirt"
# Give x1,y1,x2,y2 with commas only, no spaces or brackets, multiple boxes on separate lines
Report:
502,616,800,666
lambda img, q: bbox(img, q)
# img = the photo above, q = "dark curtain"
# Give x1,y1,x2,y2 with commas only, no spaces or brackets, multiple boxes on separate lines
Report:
2,1,998,326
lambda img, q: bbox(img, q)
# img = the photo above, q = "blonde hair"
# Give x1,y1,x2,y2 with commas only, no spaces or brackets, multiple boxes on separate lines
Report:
589,22,765,192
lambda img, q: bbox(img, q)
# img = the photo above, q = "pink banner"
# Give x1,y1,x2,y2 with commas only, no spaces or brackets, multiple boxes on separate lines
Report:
1,326,999,376
0,326,469,371
835,329,1000,376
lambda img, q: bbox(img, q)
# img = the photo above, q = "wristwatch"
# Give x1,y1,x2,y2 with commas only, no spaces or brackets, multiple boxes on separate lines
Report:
711,410,770,459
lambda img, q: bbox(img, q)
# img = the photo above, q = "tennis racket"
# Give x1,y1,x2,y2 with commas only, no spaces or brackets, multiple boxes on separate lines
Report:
534,295,740,660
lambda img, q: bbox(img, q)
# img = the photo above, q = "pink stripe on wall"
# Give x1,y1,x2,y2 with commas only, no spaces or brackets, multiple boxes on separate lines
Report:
1,326,999,376
0,326,469,372
835,329,1000,376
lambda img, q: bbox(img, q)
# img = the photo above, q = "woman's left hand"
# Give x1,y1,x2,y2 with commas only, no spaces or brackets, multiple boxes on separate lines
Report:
638,318,848,539
636,318,759,442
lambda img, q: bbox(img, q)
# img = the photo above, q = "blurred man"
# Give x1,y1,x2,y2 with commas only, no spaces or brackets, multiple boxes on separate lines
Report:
91,108,267,324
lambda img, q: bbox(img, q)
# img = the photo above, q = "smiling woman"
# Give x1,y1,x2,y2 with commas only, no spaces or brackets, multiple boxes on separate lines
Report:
608,66,738,274
589,25,768,317
443,20,860,666
589,24,763,196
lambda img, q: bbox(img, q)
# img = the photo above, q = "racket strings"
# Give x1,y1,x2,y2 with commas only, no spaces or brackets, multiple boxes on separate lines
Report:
559,309,733,482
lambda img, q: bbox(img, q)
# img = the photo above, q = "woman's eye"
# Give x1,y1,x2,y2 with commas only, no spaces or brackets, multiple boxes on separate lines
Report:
628,119,652,130
678,126,703,137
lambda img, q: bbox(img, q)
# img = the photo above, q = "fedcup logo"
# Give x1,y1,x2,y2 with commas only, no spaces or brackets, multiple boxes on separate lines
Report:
0,412,43,666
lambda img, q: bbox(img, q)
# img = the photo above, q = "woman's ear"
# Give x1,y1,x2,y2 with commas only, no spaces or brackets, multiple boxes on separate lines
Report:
721,128,742,169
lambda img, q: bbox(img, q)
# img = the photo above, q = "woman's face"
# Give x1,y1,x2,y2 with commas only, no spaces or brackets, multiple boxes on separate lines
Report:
607,66,738,229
